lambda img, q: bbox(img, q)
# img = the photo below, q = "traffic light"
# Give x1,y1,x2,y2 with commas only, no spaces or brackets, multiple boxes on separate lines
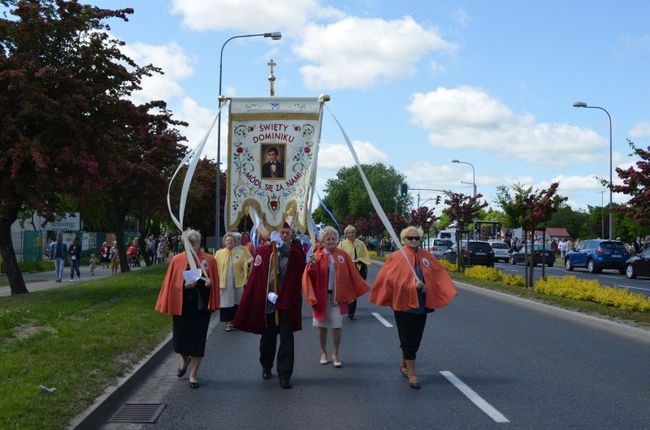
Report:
400,183,408,198
435,195,441,205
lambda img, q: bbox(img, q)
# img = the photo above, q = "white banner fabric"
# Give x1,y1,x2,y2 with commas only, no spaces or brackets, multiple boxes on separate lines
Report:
226,97,325,233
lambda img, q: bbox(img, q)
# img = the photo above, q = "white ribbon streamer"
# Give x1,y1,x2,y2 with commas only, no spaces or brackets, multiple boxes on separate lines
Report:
326,106,418,279
167,101,229,270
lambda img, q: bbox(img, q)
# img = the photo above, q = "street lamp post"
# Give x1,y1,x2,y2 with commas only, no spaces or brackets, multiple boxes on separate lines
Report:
452,159,476,197
573,101,613,240
598,190,605,239
215,32,281,249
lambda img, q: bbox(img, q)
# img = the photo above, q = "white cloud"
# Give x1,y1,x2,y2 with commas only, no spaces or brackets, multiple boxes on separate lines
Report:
629,121,650,139
121,41,194,104
317,140,388,169
294,16,455,90
177,97,219,156
171,0,321,31
407,86,606,165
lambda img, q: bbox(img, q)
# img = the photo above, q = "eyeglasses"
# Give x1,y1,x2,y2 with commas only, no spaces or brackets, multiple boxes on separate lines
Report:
405,236,421,241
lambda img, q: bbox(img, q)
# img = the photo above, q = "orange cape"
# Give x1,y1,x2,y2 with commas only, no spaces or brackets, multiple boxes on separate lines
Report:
369,247,456,311
155,251,220,316
302,248,370,320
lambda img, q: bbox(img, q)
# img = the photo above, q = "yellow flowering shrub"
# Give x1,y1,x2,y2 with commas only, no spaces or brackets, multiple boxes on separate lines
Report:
535,276,650,312
463,265,525,287
368,250,378,258
438,258,456,272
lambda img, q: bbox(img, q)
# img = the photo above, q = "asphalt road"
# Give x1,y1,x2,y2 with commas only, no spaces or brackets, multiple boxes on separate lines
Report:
495,262,650,296
100,264,650,429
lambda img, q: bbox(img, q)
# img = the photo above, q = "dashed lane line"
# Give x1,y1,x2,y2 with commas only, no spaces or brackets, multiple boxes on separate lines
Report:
440,370,510,423
371,312,393,328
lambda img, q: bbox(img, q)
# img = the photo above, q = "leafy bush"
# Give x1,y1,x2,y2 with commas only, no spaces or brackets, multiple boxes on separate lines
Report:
438,258,456,272
0,260,54,274
464,265,524,286
535,276,650,312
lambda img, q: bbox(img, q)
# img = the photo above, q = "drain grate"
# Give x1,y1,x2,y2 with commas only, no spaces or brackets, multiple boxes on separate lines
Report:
110,403,166,424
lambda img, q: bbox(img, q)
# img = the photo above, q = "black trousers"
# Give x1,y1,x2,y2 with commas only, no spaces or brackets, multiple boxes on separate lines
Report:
348,299,357,316
260,312,294,378
393,311,427,360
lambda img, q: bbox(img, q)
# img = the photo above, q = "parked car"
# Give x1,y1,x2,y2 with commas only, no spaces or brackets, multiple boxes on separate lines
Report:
429,238,453,259
443,240,495,267
510,243,555,266
488,241,511,262
624,248,650,279
564,239,629,274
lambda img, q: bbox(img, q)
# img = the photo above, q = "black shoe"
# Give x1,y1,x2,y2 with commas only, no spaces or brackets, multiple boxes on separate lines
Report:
262,369,272,380
348,314,355,320
177,366,188,378
408,379,421,389
279,376,292,389
189,380,200,389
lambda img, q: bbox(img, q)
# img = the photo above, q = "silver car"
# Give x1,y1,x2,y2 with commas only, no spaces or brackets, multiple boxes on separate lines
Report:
429,238,453,259
489,241,511,262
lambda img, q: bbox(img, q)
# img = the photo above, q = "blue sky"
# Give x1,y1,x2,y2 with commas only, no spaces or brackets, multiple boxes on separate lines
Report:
88,0,650,215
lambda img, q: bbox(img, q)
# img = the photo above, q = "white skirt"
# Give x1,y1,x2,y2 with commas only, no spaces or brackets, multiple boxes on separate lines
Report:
313,293,343,329
220,285,243,308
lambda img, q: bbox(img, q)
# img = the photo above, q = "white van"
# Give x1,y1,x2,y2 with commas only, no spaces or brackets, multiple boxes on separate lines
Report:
437,228,457,243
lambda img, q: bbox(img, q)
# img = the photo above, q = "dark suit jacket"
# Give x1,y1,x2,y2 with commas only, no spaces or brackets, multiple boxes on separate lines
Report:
262,161,284,178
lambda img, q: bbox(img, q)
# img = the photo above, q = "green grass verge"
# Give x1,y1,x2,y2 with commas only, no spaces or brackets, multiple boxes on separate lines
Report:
0,265,170,430
446,271,650,327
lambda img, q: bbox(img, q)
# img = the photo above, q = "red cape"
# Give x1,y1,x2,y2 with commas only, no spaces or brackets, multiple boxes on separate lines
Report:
155,251,220,316
234,241,306,334
369,247,456,311
302,248,370,320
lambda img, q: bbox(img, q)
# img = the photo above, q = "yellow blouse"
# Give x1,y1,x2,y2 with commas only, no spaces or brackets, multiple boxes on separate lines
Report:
338,239,371,266
215,245,252,289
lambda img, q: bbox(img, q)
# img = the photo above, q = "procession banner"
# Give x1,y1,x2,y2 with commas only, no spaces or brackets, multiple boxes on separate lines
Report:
225,97,326,233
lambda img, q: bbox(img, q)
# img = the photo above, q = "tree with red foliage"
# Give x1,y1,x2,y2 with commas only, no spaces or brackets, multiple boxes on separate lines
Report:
610,140,650,227
0,1,156,294
496,182,565,287
443,193,488,272
410,206,437,233
170,159,226,248
91,99,187,273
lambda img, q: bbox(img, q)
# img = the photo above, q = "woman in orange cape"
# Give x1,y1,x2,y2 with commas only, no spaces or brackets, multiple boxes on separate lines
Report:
155,228,219,389
370,225,456,389
302,226,370,367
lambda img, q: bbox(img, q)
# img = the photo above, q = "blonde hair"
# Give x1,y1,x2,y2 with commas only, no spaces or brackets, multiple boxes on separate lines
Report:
318,226,340,243
400,225,423,244
222,232,238,245
343,225,357,235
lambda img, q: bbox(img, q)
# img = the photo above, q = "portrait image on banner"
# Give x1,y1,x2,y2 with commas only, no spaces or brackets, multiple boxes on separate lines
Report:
261,143,286,179
225,97,326,233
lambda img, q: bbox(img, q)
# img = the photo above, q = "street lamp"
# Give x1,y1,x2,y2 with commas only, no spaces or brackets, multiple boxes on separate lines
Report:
573,101,613,240
215,32,282,248
452,159,476,196
598,189,606,239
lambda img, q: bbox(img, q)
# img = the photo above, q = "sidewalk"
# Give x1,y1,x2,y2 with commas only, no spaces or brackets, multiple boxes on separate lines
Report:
0,262,142,297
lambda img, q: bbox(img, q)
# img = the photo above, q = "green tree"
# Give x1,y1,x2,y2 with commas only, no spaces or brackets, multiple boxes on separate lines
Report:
315,163,407,224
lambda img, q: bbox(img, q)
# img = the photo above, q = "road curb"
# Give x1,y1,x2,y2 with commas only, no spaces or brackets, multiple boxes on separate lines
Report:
68,333,173,430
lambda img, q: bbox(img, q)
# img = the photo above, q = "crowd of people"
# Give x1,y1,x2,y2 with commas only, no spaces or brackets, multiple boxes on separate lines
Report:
155,223,457,391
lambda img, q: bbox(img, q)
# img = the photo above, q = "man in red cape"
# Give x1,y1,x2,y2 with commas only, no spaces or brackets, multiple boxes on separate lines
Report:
234,224,306,389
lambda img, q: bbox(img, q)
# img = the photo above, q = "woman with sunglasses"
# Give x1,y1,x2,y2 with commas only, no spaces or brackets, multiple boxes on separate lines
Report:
370,225,456,389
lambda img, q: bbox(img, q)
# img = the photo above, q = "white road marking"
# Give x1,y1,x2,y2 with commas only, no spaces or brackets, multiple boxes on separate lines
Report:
371,312,393,327
440,370,510,423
